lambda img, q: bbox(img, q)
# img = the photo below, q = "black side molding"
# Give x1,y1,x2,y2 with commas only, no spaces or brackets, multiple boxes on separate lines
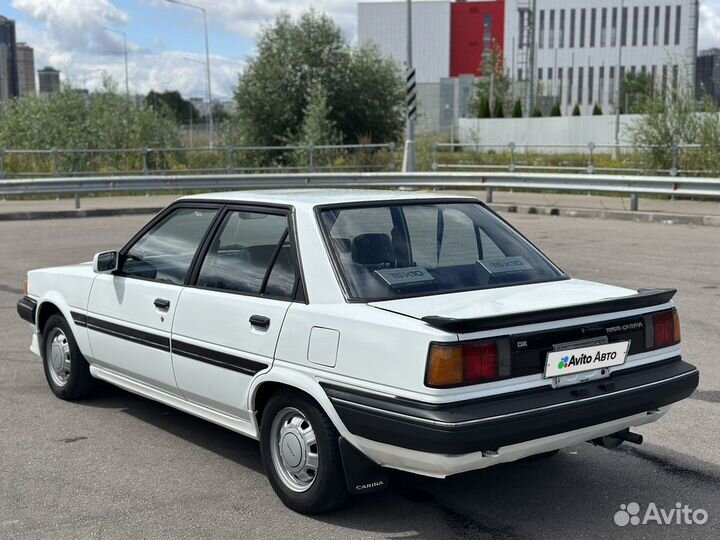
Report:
421,288,677,334
17,296,37,325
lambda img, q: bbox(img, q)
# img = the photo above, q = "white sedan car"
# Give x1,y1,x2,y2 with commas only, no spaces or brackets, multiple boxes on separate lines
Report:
17,190,698,513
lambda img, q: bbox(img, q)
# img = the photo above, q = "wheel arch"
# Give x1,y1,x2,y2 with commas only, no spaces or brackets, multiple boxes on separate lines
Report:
35,292,92,359
248,366,351,440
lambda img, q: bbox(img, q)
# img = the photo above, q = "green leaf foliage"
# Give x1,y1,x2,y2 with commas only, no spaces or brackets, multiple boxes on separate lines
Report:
232,10,404,146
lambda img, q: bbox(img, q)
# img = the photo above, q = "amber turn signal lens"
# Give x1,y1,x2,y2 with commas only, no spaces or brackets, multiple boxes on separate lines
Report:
426,344,464,387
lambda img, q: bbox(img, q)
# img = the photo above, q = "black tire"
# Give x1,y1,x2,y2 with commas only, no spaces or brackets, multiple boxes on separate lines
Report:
260,391,348,514
41,313,94,400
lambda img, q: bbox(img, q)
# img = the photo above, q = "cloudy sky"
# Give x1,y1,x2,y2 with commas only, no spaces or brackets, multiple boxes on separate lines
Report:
3,0,720,100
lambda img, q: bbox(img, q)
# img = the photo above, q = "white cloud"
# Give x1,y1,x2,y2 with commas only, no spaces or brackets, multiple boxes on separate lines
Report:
700,1,720,50
13,0,241,98
12,0,132,55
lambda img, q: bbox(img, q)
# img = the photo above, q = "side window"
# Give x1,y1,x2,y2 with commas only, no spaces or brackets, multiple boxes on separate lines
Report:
121,208,218,284
196,210,296,298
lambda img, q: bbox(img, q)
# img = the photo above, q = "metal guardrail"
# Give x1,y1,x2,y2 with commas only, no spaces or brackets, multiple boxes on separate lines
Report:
432,142,714,177
2,171,719,212
0,143,397,179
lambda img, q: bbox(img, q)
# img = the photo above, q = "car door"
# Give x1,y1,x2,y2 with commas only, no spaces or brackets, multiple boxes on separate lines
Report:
87,204,220,394
170,206,300,420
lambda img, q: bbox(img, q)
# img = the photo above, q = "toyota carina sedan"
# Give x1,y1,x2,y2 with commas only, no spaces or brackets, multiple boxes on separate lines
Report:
17,190,699,513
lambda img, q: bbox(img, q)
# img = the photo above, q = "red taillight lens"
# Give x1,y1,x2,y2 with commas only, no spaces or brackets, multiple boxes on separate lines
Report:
464,342,499,383
426,340,508,387
653,310,680,348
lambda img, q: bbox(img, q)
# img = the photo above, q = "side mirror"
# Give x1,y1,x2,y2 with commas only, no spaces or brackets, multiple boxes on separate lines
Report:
93,251,119,274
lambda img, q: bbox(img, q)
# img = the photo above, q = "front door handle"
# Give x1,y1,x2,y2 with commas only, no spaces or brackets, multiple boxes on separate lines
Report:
154,298,171,310
249,315,270,329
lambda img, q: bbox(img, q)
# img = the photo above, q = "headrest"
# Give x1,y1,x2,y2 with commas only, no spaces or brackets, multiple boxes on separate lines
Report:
351,233,394,266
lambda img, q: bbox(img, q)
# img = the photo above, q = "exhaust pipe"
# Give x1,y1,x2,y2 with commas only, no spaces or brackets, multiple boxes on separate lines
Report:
591,428,644,449
613,429,644,445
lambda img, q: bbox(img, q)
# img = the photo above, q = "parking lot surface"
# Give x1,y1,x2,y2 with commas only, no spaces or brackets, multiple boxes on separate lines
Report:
1,212,718,539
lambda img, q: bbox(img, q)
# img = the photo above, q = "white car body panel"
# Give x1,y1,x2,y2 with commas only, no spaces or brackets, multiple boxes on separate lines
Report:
20,190,696,480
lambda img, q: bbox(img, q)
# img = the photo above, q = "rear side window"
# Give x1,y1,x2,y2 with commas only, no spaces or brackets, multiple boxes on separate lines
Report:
121,208,218,284
196,210,297,299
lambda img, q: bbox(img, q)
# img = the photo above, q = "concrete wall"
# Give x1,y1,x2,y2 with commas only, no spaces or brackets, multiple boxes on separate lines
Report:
459,114,642,149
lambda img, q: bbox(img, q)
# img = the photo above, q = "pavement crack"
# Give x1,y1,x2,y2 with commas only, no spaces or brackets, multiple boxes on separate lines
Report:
61,436,88,444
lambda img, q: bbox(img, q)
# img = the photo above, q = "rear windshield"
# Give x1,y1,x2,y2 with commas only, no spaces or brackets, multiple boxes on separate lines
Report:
318,202,566,301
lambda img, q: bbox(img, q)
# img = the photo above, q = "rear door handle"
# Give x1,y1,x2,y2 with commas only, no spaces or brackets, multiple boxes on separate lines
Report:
154,298,171,310
249,315,270,329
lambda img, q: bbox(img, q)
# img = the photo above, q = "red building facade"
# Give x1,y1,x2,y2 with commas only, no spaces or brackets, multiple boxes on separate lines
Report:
450,0,505,77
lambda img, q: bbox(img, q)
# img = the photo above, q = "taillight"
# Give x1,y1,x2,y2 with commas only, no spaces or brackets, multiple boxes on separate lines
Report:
652,309,681,348
464,342,499,383
426,339,510,388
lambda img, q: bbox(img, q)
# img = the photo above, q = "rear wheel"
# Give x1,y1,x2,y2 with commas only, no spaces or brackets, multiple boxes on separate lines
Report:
41,314,94,400
260,391,347,513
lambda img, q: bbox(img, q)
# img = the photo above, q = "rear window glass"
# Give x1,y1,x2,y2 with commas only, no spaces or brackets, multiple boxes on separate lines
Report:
319,202,565,300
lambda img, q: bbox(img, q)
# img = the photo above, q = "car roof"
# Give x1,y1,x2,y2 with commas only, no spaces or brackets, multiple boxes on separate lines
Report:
178,189,477,209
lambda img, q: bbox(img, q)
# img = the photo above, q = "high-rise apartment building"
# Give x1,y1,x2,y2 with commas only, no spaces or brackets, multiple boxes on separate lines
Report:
16,42,35,97
0,15,19,100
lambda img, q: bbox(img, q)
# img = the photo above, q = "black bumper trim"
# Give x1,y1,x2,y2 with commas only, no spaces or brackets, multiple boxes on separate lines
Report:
17,296,37,325
324,357,699,455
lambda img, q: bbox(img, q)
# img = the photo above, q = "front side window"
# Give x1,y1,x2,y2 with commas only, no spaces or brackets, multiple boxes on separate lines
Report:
121,207,218,284
319,203,565,301
196,210,296,298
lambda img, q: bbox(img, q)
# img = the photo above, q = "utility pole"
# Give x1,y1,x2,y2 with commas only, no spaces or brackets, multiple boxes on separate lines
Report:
403,0,417,172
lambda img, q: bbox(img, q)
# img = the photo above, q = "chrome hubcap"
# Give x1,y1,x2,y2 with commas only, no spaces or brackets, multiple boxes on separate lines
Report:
270,407,318,492
46,328,71,387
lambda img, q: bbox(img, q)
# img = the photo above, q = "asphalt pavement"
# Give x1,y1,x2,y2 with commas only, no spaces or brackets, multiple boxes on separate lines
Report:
0,212,718,540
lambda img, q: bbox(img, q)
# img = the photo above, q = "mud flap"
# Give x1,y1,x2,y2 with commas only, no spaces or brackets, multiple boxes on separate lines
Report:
339,436,389,494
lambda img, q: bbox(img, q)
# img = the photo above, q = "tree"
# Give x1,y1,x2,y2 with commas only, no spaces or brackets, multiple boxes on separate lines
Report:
298,82,342,146
145,90,200,124
232,10,404,147
592,103,603,115
468,44,511,119
550,102,562,117
478,96,491,118
620,72,654,114
0,76,179,150
531,107,543,117
629,83,720,173
512,100,523,118
572,104,581,116
493,99,505,118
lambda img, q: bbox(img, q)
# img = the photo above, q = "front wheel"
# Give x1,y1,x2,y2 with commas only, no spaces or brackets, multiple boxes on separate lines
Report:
41,314,94,400
260,392,348,513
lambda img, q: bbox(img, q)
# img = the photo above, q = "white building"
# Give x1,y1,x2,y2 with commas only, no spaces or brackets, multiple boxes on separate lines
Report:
358,1,451,84
504,0,699,115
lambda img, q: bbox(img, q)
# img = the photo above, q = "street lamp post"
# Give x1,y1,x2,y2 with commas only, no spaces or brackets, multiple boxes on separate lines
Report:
103,27,130,103
166,0,214,147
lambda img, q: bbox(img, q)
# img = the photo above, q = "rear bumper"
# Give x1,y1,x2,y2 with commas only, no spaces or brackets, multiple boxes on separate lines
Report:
323,357,698,456
17,296,37,325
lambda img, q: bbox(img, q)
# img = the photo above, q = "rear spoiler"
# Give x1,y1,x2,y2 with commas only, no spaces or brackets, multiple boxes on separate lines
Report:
421,288,677,334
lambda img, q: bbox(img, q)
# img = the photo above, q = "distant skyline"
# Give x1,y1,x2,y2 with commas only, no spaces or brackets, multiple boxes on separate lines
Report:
2,0,720,99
